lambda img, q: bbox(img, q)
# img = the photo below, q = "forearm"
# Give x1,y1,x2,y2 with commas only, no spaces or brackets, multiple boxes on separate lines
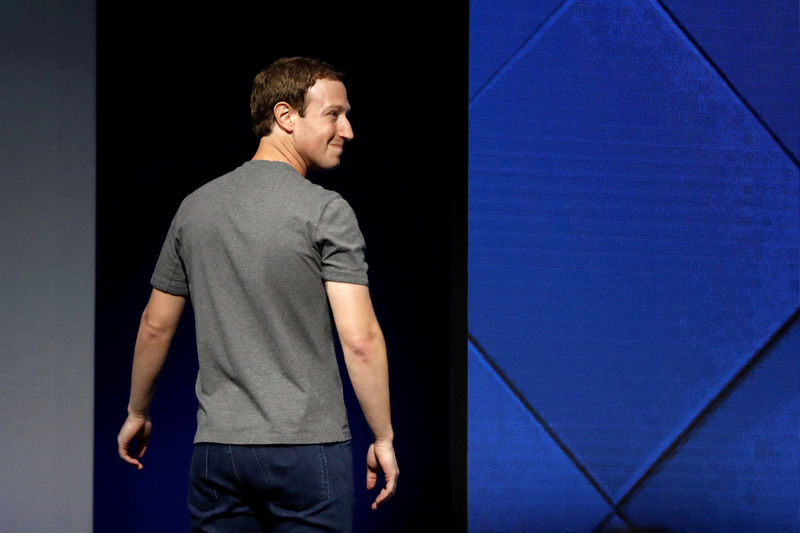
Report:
323,282,398,507
343,330,393,442
127,314,175,416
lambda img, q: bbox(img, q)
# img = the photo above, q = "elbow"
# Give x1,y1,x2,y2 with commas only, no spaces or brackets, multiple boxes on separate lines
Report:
139,308,174,343
341,329,382,361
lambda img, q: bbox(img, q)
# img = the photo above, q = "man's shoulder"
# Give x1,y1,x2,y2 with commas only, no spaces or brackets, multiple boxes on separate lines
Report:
237,160,346,208
175,160,344,220
172,174,226,219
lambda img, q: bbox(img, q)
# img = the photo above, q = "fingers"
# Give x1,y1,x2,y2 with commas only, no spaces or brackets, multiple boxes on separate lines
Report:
372,487,391,510
118,440,143,469
366,441,399,510
117,415,150,470
366,443,379,490
371,465,399,509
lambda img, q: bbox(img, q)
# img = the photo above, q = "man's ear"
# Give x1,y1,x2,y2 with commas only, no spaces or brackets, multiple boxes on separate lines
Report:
273,102,295,133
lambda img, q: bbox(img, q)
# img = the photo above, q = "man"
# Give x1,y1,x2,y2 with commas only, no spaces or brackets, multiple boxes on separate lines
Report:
117,57,398,532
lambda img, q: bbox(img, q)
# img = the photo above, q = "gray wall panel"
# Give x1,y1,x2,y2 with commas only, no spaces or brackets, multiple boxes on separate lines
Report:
0,1,95,531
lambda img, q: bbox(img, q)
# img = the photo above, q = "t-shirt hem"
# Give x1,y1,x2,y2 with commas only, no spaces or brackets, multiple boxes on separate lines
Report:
193,428,352,445
150,276,189,296
321,270,369,286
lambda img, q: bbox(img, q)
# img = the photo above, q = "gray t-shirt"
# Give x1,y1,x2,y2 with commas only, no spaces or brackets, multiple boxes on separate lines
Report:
151,160,368,444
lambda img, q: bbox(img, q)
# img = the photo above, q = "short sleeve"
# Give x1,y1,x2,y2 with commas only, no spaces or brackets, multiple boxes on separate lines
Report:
150,212,190,296
316,196,369,285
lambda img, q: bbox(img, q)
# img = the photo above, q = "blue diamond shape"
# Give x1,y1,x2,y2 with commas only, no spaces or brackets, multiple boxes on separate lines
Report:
469,343,611,531
621,315,800,530
469,0,799,496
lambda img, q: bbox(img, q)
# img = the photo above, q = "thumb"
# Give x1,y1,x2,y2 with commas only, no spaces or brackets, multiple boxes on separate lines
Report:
367,468,378,490
366,443,379,490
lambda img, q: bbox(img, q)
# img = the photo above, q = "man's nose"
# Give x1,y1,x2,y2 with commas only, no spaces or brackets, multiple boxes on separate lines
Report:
339,117,354,140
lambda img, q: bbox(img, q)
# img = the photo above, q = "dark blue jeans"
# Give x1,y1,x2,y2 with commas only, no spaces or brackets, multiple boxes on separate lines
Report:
188,442,354,532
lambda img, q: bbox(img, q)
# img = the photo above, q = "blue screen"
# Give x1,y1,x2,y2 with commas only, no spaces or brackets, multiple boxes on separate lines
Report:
468,0,799,530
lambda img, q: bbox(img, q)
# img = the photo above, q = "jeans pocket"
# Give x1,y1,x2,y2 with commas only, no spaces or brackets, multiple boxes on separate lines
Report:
187,443,219,511
266,444,330,512
324,441,354,504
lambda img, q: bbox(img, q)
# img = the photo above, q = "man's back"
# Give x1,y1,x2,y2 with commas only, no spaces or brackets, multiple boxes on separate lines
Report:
118,59,398,530
151,159,369,444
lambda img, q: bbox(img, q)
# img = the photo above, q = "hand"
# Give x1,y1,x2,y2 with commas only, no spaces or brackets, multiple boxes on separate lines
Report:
366,440,399,510
117,413,152,469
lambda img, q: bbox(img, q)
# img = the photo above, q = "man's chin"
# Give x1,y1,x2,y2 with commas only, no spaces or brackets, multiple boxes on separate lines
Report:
309,159,341,173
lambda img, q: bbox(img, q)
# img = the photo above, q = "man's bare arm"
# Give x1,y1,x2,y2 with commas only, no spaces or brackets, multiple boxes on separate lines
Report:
325,281,398,510
117,287,186,469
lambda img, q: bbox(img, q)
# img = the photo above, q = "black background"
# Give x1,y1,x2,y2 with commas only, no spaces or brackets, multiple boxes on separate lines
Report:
95,3,466,532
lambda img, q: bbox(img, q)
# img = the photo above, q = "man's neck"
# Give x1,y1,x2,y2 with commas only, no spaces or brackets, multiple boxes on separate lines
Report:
251,136,307,176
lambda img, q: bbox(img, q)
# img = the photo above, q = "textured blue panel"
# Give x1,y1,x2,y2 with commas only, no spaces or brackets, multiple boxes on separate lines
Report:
468,342,611,532
661,0,800,159
599,514,630,532
469,0,800,501
469,0,565,99
622,317,800,531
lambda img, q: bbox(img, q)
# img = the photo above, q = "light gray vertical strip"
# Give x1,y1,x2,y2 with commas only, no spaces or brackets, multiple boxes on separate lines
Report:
0,1,95,532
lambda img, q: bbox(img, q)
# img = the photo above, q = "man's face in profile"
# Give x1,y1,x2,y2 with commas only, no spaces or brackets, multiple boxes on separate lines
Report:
293,79,354,171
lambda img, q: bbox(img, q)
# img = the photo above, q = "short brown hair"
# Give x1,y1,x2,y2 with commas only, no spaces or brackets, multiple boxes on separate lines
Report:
250,57,344,138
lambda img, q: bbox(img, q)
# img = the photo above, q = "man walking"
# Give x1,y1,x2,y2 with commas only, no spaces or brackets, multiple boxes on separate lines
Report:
117,57,398,532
